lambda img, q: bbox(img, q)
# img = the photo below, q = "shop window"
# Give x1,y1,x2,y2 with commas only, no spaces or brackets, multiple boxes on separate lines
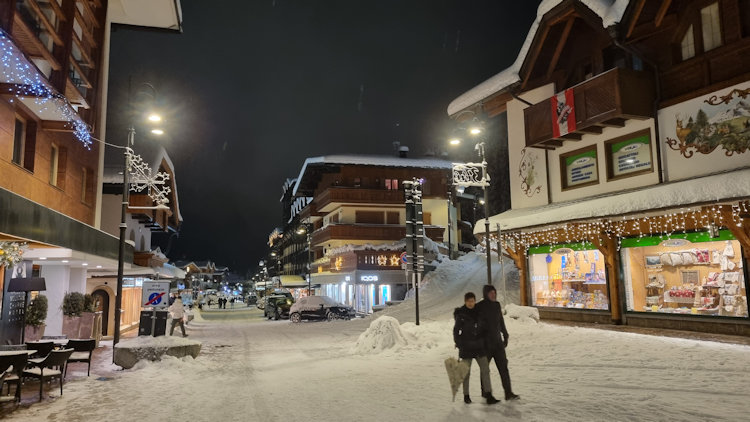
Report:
620,230,747,318
528,243,609,310
559,145,599,190
604,129,654,181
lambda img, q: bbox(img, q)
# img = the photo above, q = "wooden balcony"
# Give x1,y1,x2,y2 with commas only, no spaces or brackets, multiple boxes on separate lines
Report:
523,68,654,149
312,224,445,245
315,187,405,213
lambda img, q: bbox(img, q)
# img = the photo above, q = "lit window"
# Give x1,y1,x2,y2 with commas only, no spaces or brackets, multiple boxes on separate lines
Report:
50,144,59,186
701,3,722,52
681,25,696,60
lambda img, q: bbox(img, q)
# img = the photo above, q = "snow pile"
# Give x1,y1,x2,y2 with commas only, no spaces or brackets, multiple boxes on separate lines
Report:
351,316,410,354
115,335,199,350
504,303,540,322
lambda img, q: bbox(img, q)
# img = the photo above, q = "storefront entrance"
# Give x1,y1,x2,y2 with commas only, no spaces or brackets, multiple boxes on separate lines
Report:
92,289,109,336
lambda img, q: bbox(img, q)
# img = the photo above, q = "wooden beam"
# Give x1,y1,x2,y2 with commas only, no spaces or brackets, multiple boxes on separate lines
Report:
577,125,603,134
12,15,62,70
600,118,626,127
560,133,583,140
546,17,576,79
626,0,646,38
654,0,672,27
521,23,551,89
40,120,74,132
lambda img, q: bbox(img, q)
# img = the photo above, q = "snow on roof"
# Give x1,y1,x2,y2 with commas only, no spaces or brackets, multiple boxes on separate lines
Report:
292,155,452,196
476,167,750,233
447,0,630,116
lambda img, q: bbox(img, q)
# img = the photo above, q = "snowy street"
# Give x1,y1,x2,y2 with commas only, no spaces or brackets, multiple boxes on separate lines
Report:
7,255,750,422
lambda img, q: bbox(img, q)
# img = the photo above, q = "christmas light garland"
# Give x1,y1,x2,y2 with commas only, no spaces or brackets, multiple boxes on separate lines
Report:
493,201,749,256
0,241,27,268
0,29,91,147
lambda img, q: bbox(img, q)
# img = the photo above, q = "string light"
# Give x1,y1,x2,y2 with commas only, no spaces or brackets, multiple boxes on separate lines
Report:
0,29,91,147
495,201,749,255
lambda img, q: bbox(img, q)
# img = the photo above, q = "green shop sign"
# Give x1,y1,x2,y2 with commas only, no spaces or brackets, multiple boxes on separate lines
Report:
620,230,736,248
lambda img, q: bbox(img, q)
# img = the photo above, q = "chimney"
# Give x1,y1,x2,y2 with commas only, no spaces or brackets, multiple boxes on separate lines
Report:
399,146,409,158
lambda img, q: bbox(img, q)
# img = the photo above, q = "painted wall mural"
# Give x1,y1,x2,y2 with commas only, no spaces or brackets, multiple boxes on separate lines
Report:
666,86,750,157
518,148,543,197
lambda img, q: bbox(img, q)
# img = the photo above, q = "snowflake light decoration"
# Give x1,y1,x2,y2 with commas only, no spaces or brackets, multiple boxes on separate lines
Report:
126,148,171,206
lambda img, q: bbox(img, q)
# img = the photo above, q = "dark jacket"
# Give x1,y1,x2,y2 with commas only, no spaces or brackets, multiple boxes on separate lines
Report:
476,298,509,350
453,305,486,359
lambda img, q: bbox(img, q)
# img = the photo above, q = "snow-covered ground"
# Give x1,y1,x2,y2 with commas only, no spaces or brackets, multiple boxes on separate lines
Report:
7,253,750,421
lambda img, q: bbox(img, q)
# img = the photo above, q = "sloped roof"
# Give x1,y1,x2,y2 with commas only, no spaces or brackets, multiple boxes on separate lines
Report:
292,154,452,196
447,0,630,116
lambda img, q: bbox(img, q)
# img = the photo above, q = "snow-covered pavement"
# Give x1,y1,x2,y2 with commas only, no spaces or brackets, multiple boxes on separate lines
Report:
7,254,750,421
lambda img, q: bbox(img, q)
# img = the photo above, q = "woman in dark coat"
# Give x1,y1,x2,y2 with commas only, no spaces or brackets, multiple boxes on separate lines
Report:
453,292,498,404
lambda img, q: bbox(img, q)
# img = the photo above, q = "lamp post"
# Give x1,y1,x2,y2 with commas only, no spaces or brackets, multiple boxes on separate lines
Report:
449,117,493,285
113,82,165,359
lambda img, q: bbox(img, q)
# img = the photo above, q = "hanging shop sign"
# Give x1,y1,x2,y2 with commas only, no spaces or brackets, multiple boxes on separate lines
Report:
452,163,487,187
560,146,598,189
605,130,653,179
551,88,576,137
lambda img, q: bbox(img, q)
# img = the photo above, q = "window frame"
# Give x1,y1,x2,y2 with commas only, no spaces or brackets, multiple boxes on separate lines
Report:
676,1,724,62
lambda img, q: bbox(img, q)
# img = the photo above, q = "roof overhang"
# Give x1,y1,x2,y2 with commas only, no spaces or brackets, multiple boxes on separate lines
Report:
476,167,750,234
109,0,183,32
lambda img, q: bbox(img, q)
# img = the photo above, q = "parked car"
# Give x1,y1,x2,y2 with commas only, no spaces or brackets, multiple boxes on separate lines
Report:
289,296,355,323
264,295,294,320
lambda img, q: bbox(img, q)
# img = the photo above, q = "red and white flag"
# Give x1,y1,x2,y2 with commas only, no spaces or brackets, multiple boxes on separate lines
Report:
550,89,576,137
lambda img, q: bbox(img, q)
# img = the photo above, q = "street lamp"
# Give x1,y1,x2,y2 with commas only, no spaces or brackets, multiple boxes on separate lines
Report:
449,117,493,286
114,82,168,358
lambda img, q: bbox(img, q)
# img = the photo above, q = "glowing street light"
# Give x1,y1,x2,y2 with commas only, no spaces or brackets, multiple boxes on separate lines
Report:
151,128,164,135
148,113,162,122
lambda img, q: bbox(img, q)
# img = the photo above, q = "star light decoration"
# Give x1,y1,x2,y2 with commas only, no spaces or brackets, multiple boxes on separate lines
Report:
0,29,91,147
494,201,749,256
126,148,171,206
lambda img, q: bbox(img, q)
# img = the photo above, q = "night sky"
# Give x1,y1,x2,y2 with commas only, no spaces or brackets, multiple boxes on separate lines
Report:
106,1,540,275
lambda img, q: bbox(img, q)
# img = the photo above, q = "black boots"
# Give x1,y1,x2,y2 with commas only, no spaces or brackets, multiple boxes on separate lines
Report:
463,395,471,404
482,392,500,405
505,392,520,401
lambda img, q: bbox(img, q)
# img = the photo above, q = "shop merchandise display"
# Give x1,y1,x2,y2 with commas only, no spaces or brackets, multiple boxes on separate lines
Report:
622,236,747,318
530,247,609,310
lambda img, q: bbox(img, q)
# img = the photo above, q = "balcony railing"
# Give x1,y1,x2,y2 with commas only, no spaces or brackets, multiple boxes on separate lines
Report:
314,187,405,212
312,224,445,245
523,67,654,149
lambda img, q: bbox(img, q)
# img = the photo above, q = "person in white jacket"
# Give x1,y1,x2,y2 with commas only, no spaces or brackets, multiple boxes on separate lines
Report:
169,294,188,337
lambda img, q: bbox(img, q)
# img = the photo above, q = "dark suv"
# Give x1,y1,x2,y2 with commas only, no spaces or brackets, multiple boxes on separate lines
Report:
289,296,355,323
264,295,294,320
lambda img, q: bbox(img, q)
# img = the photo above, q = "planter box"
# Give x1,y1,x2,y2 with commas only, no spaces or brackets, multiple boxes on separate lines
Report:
24,324,45,342
62,312,97,339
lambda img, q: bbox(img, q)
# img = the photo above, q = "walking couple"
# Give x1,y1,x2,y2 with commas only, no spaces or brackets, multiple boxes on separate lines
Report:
453,284,519,405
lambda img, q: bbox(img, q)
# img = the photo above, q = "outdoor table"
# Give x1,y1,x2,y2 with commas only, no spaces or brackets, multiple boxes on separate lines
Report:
0,350,36,356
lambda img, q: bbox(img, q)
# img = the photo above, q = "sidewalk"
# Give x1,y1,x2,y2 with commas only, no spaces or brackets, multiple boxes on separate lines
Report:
543,319,750,346
200,304,256,312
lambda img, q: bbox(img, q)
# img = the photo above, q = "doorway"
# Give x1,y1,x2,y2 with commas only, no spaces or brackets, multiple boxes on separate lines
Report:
92,289,109,336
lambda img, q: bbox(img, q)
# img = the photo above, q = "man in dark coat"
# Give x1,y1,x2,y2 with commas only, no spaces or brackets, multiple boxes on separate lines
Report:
476,284,520,401
453,292,498,405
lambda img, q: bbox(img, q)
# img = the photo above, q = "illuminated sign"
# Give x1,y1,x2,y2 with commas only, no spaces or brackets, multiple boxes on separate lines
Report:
360,275,379,282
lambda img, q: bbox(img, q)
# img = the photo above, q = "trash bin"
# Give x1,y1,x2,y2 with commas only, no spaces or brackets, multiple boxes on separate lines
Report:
138,310,169,336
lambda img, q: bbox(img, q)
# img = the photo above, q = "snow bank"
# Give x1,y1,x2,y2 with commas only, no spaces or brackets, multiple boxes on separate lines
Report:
351,316,409,354
115,335,199,349
504,303,540,322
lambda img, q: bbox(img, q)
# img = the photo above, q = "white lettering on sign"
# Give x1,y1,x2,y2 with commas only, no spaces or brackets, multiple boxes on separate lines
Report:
360,275,379,282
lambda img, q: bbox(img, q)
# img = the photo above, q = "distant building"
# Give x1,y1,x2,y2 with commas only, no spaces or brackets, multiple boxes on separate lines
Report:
289,154,454,314
449,0,750,335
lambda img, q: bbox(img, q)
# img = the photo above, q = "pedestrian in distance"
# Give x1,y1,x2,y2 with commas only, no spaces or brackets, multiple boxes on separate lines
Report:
476,284,519,401
168,292,188,337
230,297,235,309
454,292,498,405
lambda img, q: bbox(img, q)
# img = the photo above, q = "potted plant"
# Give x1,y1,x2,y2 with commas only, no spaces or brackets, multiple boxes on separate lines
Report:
24,294,48,341
61,292,85,338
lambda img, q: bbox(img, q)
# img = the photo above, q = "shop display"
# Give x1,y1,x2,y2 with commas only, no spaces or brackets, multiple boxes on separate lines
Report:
621,232,748,318
528,244,609,310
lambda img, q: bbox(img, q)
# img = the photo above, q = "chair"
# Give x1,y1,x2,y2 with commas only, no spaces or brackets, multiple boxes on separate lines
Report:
26,341,55,365
0,353,28,403
22,349,74,401
64,339,96,377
